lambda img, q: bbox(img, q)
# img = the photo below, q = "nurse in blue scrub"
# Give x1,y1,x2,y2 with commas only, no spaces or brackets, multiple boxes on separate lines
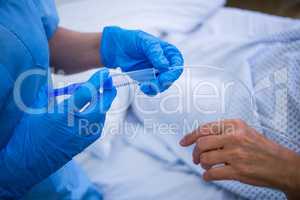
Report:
0,0,183,199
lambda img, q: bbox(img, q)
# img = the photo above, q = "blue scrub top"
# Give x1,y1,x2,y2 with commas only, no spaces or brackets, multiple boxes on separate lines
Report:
0,0,57,149
0,0,100,199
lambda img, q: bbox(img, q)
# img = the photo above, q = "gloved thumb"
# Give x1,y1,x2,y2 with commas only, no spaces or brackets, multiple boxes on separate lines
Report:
69,68,112,112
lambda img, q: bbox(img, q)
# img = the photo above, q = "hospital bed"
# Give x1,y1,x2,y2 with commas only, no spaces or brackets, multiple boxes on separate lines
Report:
54,1,299,199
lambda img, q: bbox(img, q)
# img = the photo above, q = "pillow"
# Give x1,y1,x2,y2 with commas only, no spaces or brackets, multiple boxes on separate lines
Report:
56,0,225,35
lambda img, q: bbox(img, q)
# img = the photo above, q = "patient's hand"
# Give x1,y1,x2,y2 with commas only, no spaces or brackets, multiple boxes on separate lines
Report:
179,119,300,200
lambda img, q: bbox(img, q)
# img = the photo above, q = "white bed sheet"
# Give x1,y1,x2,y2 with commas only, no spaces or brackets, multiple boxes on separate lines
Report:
78,135,239,200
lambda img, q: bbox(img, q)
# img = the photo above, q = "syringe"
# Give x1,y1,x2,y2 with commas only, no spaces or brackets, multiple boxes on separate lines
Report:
49,66,182,97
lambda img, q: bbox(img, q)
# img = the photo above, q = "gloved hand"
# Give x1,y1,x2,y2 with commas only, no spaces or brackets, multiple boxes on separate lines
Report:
100,26,184,96
0,68,116,199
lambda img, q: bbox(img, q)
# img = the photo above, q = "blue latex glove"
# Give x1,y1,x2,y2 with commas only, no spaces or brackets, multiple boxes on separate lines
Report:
0,69,116,199
100,26,184,96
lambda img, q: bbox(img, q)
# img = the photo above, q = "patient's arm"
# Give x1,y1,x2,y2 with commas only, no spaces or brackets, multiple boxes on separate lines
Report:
180,119,300,200
49,27,103,74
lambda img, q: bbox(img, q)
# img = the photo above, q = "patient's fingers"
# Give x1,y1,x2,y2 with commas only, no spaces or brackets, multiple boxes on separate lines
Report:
180,120,237,146
192,143,201,164
179,126,210,147
203,165,236,182
196,136,226,154
180,122,218,146
192,135,226,165
199,149,228,170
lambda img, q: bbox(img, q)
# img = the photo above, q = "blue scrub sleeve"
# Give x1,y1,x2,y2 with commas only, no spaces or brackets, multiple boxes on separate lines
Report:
32,0,59,39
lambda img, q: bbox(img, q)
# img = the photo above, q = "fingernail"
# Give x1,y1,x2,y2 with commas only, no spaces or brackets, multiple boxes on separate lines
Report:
193,158,197,164
179,138,185,146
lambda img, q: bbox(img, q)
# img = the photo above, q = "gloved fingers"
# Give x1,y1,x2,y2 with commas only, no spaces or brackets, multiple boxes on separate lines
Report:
157,67,183,92
140,67,183,95
145,42,183,93
140,79,161,96
140,33,170,70
79,86,117,121
161,42,184,67
69,68,112,112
